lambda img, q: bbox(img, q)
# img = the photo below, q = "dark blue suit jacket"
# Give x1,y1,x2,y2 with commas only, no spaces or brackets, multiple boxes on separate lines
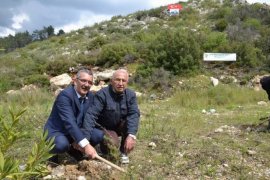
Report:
44,85,94,143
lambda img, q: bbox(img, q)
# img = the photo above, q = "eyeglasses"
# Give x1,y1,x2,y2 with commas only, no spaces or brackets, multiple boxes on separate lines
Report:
77,78,93,85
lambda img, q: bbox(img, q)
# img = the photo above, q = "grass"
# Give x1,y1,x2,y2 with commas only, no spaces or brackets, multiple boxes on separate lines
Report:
1,76,270,179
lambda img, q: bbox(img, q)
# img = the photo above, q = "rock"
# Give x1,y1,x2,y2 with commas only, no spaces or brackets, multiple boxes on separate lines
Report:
214,128,224,133
251,75,263,91
91,85,107,93
247,150,256,155
257,101,267,106
19,164,26,171
6,89,18,95
21,84,38,91
50,73,72,90
77,176,86,180
51,165,65,177
210,77,219,86
148,142,157,149
6,84,38,95
202,109,207,114
95,69,115,81
135,91,142,97
209,109,216,113
43,175,52,179
150,94,157,100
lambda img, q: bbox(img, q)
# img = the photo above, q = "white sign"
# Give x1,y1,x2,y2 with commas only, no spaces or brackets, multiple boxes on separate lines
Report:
203,53,236,61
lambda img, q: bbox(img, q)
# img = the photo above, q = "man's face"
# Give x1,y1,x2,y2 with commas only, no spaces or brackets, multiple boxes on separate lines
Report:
74,72,93,96
111,71,128,93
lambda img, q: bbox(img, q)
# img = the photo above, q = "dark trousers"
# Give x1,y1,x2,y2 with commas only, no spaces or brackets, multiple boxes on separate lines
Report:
51,135,74,153
49,134,83,163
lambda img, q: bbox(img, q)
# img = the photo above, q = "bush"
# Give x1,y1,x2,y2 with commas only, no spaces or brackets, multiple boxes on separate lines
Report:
0,108,54,179
243,18,261,30
141,30,202,76
215,19,228,32
73,53,98,66
24,74,50,87
202,31,228,52
87,36,107,50
97,42,136,67
45,58,76,76
219,41,266,68
132,67,175,96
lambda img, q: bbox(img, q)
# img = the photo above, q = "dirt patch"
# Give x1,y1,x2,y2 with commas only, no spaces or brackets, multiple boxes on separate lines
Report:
47,156,124,179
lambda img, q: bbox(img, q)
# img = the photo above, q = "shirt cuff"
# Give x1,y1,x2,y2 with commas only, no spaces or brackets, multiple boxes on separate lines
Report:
128,134,136,140
78,138,89,148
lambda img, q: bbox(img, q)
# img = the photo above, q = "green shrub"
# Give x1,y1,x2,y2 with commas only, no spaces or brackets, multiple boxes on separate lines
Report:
0,108,54,179
132,67,174,96
243,18,261,30
24,74,50,87
0,74,22,93
215,19,228,31
202,31,228,52
87,36,108,50
219,42,266,68
141,30,202,76
97,42,136,67
58,38,66,44
74,54,97,66
45,58,76,76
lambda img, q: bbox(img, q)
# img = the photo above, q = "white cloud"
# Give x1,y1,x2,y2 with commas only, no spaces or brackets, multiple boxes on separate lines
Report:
11,13,30,29
0,27,15,37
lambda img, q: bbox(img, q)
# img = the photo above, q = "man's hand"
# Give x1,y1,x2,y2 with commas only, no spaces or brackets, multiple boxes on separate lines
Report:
124,135,136,154
71,142,84,152
84,144,97,159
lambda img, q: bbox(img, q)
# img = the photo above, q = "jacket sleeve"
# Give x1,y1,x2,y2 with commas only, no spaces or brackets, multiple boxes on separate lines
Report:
126,91,140,135
81,92,105,140
56,92,85,143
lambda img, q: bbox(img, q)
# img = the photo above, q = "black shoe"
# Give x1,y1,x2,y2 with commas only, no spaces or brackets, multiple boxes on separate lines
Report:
68,147,85,161
47,155,59,167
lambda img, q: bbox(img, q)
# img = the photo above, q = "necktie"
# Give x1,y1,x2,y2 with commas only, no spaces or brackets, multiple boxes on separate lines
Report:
79,97,85,104
78,97,85,126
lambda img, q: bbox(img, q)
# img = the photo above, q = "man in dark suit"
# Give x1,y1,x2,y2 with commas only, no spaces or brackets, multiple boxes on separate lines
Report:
83,68,140,164
44,68,97,163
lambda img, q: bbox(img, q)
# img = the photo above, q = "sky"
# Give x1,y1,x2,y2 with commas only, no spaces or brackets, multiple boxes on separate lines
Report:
0,0,269,37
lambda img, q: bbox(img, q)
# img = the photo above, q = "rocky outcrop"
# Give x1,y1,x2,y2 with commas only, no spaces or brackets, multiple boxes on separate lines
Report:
50,73,72,91
6,84,38,95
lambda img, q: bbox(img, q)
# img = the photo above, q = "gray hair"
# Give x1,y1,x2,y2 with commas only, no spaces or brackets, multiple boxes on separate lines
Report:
76,67,93,79
112,68,129,80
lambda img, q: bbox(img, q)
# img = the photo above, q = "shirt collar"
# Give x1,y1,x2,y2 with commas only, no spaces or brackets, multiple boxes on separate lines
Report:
74,87,87,99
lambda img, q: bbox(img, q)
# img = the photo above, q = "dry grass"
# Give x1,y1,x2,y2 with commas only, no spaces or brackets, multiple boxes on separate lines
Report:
1,76,270,179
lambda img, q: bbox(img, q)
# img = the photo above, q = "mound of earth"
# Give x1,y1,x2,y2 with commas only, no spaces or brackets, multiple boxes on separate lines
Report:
45,155,124,179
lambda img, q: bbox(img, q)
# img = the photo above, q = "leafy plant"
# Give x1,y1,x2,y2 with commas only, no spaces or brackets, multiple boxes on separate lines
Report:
0,108,54,179
97,42,136,67
142,29,202,76
24,74,50,87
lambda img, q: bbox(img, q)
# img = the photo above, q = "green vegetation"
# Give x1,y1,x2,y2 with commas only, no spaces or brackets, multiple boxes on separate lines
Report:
1,75,269,179
0,0,270,93
0,0,270,178
0,108,54,179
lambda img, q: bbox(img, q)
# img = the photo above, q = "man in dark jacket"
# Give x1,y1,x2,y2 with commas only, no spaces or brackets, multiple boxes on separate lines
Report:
83,68,140,163
44,68,97,164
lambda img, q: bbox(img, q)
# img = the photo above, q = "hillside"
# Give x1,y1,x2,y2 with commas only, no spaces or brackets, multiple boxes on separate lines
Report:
0,0,270,94
1,0,270,179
